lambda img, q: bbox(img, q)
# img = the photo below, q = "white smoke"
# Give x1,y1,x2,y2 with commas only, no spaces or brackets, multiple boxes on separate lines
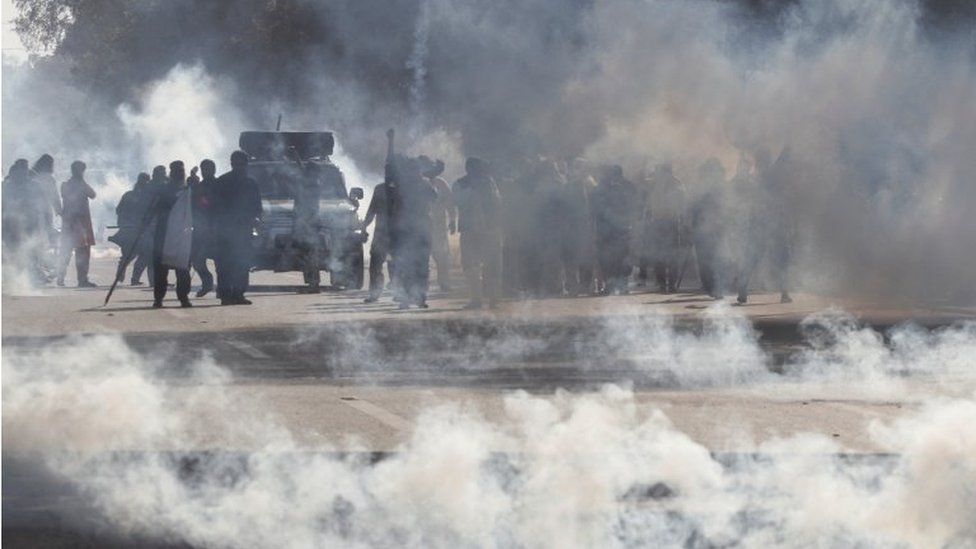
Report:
406,0,431,131
566,0,976,298
117,63,245,171
8,0,974,299
4,310,976,547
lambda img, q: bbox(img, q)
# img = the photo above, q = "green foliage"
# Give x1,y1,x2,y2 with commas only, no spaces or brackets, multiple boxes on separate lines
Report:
12,0,74,53
8,0,356,100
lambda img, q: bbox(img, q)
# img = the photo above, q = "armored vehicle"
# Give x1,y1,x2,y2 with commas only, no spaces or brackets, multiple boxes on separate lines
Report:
242,131,367,289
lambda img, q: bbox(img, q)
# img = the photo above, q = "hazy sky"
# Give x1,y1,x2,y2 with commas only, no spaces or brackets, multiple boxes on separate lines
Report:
1,0,26,58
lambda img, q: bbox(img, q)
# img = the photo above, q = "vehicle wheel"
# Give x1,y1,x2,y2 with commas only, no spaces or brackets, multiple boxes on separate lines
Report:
332,247,365,290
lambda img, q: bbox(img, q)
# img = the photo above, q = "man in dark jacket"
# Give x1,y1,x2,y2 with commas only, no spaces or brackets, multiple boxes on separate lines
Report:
690,159,727,299
152,161,192,308
362,180,394,303
736,148,795,304
563,158,597,295
112,172,155,286
386,130,437,309
645,163,688,294
590,165,639,295
3,159,50,284
453,157,502,309
212,151,262,305
188,159,217,296
291,161,323,294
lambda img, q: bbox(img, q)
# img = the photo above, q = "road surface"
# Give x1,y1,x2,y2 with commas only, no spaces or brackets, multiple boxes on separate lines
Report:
3,255,975,546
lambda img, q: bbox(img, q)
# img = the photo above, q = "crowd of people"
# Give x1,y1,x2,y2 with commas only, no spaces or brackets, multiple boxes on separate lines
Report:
365,130,796,309
111,152,261,307
2,132,796,309
3,151,261,307
2,155,97,288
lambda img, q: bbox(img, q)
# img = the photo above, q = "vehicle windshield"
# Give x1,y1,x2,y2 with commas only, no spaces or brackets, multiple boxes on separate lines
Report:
250,161,348,200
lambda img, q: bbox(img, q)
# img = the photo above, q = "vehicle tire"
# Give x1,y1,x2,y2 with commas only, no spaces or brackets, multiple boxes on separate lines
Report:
332,246,365,290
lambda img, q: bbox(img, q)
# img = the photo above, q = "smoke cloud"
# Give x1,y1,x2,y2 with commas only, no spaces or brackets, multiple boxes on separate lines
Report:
3,0,975,298
4,310,976,546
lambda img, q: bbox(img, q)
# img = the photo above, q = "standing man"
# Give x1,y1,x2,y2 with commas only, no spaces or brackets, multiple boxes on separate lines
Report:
690,159,728,299
527,159,566,297
3,159,50,284
647,163,687,294
1,160,30,263
495,159,526,297
188,160,217,297
558,158,596,296
213,151,262,306
420,156,456,291
453,157,502,309
56,161,97,287
362,179,394,303
152,161,192,308
736,148,795,304
386,130,437,309
31,154,62,281
291,160,323,294
30,154,62,237
112,172,155,286
590,165,638,295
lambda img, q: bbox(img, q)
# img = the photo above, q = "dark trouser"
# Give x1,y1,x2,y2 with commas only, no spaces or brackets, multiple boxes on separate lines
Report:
431,228,451,289
191,238,214,291
153,260,191,303
116,236,154,285
520,233,561,298
596,231,631,293
637,223,652,286
57,243,91,284
637,264,649,285
133,238,154,285
460,231,502,304
654,255,680,292
393,230,431,305
122,228,155,285
694,234,723,297
368,243,394,299
770,237,792,295
215,232,253,301
297,241,320,288
558,234,591,296
133,256,151,285
650,221,682,292
115,241,134,283
737,234,791,300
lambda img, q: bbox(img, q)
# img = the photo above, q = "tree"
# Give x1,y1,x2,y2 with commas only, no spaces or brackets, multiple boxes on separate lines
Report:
13,0,75,54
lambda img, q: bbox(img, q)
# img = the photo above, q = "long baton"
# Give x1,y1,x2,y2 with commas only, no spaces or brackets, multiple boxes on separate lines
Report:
103,196,159,306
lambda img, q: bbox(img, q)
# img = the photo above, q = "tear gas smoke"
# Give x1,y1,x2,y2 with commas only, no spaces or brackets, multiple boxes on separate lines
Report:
406,0,432,131
117,64,245,171
4,0,975,299
4,310,976,547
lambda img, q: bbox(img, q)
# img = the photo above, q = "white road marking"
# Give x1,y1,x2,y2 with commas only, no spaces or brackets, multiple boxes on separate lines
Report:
226,340,271,359
341,398,412,431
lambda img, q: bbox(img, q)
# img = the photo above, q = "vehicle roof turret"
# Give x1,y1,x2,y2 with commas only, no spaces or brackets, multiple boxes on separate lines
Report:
239,131,335,161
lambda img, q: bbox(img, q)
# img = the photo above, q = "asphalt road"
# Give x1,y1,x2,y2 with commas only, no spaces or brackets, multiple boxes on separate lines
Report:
3,255,976,546
4,255,976,447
